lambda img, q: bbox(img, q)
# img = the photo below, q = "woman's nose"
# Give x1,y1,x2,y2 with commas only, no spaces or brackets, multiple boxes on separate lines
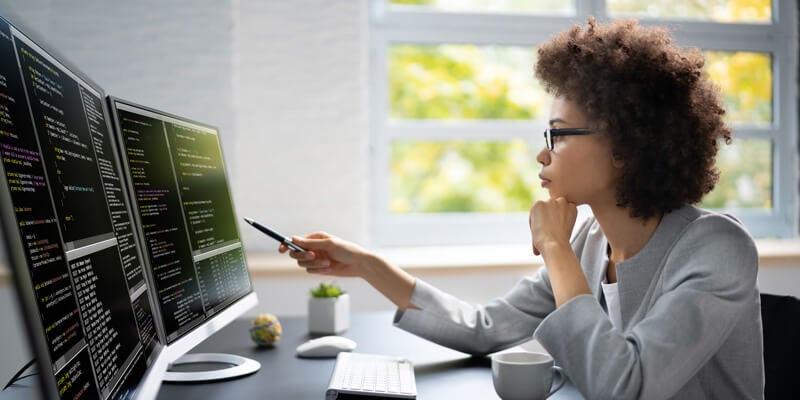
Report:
536,145,550,166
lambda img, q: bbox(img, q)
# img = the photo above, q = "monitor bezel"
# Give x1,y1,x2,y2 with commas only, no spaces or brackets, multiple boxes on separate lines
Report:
105,95,257,363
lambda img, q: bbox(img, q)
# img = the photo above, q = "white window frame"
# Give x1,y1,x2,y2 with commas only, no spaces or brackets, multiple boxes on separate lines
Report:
369,0,799,247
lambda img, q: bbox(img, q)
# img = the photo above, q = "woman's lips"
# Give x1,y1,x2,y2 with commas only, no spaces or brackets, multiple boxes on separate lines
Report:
539,175,551,187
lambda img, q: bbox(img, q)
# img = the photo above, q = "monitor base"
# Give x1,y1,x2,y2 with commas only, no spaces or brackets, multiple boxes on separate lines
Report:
163,353,260,382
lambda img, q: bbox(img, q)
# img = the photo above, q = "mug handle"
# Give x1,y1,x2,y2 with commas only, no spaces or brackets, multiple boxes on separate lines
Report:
544,365,565,399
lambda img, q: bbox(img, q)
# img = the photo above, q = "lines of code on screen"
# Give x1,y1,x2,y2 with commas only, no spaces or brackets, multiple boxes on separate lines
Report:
166,122,239,251
116,104,250,342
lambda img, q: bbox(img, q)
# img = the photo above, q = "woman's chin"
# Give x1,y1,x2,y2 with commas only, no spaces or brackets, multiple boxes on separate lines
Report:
545,188,562,199
546,189,581,205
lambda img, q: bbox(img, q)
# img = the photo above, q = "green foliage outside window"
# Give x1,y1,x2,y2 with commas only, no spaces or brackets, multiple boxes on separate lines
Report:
391,140,547,213
607,0,771,24
706,51,772,125
700,140,772,209
390,45,546,120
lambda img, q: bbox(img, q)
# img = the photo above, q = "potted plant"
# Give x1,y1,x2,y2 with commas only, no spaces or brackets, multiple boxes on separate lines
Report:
308,282,350,334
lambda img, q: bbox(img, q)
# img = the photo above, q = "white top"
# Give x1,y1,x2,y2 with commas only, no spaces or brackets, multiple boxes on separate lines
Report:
601,277,622,330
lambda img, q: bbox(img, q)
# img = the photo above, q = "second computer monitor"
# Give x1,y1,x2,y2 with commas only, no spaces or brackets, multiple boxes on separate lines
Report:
107,98,256,357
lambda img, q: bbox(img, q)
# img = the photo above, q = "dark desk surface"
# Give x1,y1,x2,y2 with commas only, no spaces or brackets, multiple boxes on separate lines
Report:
158,311,584,400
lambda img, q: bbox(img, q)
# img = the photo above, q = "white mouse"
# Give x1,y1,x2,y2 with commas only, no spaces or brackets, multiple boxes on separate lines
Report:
296,335,357,358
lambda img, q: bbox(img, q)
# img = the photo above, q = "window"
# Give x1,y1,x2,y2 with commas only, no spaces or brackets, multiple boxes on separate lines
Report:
370,0,798,246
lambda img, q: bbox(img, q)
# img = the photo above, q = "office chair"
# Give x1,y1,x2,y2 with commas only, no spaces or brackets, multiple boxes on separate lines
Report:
760,293,800,400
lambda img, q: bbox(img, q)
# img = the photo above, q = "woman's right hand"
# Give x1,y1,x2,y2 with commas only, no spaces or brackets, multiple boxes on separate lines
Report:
282,232,418,310
279,232,367,277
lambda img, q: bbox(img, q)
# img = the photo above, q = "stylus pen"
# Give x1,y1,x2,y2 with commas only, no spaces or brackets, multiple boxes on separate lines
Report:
243,217,307,252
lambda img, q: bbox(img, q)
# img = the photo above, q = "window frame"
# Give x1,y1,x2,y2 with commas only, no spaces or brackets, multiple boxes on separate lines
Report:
369,0,798,247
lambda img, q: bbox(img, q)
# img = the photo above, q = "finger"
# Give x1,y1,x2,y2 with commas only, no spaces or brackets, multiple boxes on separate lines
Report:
292,235,335,251
278,243,288,253
298,261,328,269
304,232,331,239
529,201,540,225
529,207,534,229
306,267,332,275
298,259,331,269
288,250,315,260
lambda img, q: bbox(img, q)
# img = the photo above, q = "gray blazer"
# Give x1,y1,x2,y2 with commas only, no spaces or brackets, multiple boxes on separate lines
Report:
394,205,763,399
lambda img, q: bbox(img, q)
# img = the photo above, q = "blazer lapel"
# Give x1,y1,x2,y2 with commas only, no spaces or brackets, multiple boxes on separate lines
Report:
614,206,699,331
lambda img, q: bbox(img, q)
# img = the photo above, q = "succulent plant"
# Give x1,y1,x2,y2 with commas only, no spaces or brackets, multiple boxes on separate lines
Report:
310,282,347,298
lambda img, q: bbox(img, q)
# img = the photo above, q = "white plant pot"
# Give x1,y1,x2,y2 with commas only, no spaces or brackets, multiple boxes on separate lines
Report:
308,293,350,334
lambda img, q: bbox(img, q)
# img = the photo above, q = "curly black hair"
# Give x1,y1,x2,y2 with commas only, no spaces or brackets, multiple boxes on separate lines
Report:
535,18,732,219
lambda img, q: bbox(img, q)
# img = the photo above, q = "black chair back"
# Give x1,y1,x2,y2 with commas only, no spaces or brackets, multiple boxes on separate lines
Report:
760,293,800,399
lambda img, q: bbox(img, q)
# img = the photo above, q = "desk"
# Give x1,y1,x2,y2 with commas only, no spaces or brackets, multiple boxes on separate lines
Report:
158,311,584,399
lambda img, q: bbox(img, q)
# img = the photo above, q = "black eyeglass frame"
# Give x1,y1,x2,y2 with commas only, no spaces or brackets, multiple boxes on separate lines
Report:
543,127,592,151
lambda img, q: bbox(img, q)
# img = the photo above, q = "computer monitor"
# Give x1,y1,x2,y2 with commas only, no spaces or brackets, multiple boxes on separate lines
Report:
0,12,167,400
106,97,259,381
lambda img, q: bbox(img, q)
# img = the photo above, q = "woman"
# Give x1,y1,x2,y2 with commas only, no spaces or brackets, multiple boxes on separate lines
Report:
281,18,763,399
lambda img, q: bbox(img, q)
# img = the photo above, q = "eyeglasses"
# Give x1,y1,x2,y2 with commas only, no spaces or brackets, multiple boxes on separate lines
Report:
543,127,592,151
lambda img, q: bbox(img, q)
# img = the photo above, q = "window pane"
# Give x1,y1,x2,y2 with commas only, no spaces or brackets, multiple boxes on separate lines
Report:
389,44,547,120
390,0,574,15
390,140,545,213
705,51,772,125
700,139,772,209
608,0,772,24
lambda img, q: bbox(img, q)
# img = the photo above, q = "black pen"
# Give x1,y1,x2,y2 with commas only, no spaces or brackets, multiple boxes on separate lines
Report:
243,217,307,252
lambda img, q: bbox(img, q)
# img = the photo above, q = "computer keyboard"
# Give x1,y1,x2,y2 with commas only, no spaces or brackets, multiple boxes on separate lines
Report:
325,352,417,399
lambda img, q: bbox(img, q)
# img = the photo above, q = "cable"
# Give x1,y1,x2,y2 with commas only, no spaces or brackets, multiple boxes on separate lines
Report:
2,359,37,390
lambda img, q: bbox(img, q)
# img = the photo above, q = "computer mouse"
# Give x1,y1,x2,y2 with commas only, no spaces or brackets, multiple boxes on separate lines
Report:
296,335,357,358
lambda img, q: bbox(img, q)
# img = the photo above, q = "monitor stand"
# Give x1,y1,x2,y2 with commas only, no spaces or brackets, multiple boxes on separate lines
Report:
162,353,260,382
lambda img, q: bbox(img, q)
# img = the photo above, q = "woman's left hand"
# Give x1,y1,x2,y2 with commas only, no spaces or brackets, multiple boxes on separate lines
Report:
529,197,578,256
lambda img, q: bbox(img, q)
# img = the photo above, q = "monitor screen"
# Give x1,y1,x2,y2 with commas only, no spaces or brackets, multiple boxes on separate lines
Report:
108,98,254,345
0,14,164,400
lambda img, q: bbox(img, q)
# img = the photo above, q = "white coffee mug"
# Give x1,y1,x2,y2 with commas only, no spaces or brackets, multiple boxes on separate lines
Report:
491,352,564,400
